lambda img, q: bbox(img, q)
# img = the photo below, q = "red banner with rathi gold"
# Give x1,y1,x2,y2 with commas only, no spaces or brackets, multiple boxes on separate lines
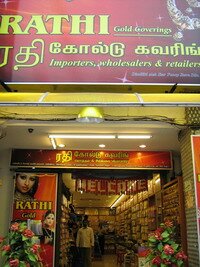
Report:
0,0,200,85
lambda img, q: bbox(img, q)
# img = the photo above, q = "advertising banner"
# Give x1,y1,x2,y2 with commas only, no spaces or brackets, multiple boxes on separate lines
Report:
0,0,199,84
191,135,200,257
12,173,57,267
11,149,172,169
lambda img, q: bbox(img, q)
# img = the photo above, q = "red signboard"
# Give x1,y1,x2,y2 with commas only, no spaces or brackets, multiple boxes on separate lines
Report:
12,173,57,267
191,135,200,257
11,149,172,169
0,0,199,85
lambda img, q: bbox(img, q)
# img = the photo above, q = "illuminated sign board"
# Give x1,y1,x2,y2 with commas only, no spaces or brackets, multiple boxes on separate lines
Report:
0,0,199,84
11,149,172,169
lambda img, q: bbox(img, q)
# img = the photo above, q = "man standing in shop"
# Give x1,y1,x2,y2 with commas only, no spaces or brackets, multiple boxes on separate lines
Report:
76,219,94,267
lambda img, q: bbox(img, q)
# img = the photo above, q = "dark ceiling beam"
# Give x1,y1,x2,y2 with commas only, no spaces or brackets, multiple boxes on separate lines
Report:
165,83,178,94
0,81,13,92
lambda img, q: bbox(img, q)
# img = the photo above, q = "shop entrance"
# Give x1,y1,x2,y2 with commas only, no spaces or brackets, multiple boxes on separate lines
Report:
60,168,186,267
10,149,186,267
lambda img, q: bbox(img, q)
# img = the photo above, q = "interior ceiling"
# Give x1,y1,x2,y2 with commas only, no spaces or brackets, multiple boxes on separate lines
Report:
0,82,199,208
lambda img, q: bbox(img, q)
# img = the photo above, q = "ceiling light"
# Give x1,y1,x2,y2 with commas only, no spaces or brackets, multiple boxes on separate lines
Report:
99,144,105,148
76,107,104,123
155,178,161,184
117,134,152,139
110,194,125,208
139,144,146,148
58,144,66,148
49,134,115,139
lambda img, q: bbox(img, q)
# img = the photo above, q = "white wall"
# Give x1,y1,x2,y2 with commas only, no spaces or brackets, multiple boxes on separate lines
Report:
0,149,14,264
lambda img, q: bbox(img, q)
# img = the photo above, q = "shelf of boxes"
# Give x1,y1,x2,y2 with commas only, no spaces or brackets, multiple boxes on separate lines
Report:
162,177,188,250
131,202,140,240
140,200,149,240
74,176,186,249
113,175,186,252
124,208,131,238
162,181,180,223
59,195,70,266
147,194,157,232
116,176,161,241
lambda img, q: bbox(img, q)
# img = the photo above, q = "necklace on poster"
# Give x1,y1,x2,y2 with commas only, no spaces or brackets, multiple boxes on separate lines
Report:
44,228,53,243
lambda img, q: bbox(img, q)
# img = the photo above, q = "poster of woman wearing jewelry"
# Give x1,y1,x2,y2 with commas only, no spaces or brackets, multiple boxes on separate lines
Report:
39,210,55,267
40,210,55,245
12,173,57,267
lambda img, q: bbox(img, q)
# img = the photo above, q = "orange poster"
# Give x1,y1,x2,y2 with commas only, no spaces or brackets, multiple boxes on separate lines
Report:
12,173,57,267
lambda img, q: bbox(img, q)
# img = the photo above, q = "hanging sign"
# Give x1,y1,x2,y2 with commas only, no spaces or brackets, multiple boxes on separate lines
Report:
12,173,57,267
0,0,199,85
11,149,172,169
75,178,148,195
191,135,200,259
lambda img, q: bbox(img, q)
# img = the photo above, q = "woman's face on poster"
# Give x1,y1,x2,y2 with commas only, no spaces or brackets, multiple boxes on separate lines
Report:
44,213,54,228
16,173,37,194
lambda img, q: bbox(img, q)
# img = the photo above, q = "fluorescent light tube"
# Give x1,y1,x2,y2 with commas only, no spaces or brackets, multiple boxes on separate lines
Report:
49,134,116,139
50,137,57,149
110,194,125,209
117,134,152,139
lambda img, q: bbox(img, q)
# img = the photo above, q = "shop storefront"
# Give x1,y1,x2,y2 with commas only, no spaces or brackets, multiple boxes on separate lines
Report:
8,148,186,266
0,0,200,266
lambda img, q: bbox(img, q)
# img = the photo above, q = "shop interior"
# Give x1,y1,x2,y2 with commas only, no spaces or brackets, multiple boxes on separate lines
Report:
57,167,186,267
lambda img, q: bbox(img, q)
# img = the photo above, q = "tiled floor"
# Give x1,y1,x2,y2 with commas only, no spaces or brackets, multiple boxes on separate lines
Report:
92,254,117,267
